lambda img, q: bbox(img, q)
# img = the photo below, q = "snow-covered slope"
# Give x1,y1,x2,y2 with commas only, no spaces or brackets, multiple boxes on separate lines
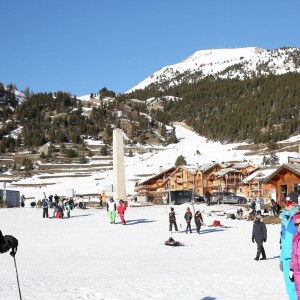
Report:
127,47,300,92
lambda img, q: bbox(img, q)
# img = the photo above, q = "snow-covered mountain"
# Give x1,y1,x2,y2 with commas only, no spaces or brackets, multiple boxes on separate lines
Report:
127,47,300,92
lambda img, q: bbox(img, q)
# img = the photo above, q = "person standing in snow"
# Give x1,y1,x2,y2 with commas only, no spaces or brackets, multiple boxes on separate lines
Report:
117,200,126,225
107,198,117,224
205,191,211,206
255,199,262,216
42,197,49,218
169,207,178,232
58,198,65,218
20,195,25,208
65,200,71,218
102,192,107,204
279,192,299,300
54,194,60,205
99,193,103,207
194,210,203,233
184,207,193,233
290,212,300,299
252,215,267,260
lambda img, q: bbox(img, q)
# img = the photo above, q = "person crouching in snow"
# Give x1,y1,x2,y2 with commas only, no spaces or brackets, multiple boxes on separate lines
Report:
290,212,300,298
117,199,126,225
184,207,193,233
195,210,203,233
107,198,117,224
252,215,267,260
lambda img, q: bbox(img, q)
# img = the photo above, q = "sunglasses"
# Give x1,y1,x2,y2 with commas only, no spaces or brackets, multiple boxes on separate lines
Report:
294,223,300,227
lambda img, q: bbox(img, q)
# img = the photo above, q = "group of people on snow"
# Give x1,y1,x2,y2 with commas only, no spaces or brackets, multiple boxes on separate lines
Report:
40,193,73,219
169,207,203,234
106,198,127,225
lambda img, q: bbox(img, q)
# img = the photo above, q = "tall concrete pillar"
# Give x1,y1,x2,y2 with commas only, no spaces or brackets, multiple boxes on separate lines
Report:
113,128,127,201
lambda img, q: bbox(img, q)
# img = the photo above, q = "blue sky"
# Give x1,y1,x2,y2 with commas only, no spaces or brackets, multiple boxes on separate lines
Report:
1,0,299,96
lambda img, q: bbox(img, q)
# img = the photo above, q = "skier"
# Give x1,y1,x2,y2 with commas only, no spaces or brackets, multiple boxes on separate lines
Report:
169,207,178,232
290,212,300,299
107,198,117,224
117,199,126,225
0,230,18,257
279,192,299,300
184,207,193,233
194,210,203,233
42,196,49,218
252,215,267,261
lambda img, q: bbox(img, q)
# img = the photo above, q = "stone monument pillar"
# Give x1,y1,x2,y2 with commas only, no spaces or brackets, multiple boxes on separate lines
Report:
113,128,127,201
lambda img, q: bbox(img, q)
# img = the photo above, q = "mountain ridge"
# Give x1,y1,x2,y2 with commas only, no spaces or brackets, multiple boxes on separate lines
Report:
127,46,300,92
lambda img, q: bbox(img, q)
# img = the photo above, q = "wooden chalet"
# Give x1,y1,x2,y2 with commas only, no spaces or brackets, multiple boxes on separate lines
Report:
241,168,277,201
263,163,300,206
136,166,176,204
207,167,243,193
136,163,222,204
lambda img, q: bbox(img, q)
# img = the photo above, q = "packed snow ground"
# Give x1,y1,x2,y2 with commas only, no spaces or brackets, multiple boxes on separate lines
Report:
0,203,286,300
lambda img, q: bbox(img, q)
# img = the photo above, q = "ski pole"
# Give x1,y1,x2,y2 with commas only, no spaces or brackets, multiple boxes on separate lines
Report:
13,256,22,300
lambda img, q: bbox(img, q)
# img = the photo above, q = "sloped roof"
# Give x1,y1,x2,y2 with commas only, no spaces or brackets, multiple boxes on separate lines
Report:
242,167,278,183
138,166,176,185
263,163,300,183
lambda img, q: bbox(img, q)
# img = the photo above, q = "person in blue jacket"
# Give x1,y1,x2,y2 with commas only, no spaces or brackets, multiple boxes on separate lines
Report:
42,197,49,218
279,192,300,300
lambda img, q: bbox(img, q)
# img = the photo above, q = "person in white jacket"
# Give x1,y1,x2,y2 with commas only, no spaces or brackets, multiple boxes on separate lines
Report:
107,198,117,224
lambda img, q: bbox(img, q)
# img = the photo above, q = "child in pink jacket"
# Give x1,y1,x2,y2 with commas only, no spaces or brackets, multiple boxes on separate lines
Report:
290,212,300,298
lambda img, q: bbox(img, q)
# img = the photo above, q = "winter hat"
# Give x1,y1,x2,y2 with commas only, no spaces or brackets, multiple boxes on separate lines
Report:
293,214,300,222
187,207,190,211
287,191,298,203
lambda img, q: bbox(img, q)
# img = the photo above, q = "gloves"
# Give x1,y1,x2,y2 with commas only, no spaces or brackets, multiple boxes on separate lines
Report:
289,270,294,282
263,238,267,242
252,237,255,243
279,261,283,272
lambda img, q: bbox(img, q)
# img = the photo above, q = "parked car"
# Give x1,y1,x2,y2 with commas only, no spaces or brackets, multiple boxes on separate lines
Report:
166,190,204,205
211,191,247,205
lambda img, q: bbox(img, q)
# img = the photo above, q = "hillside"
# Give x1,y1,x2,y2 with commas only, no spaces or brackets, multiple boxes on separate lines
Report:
0,47,300,180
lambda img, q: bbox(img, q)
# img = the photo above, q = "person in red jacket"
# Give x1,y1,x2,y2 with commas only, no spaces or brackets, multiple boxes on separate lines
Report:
117,200,127,225
184,207,193,233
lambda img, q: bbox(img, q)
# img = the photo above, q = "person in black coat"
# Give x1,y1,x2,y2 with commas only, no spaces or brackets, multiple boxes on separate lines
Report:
0,230,18,257
184,207,193,233
252,216,267,260
194,210,203,233
205,191,211,206
169,207,178,232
